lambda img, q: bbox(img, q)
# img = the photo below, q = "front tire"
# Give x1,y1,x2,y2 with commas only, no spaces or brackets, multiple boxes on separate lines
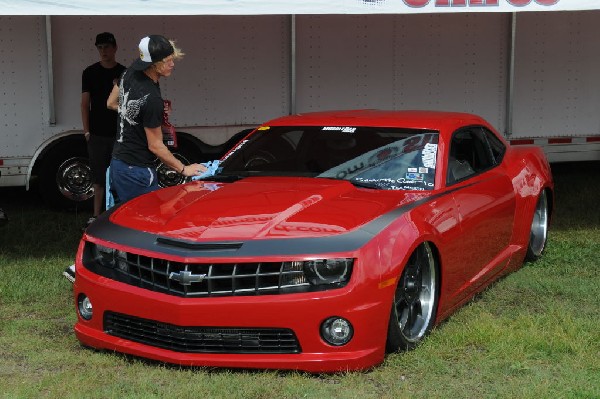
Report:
386,242,439,352
525,190,549,262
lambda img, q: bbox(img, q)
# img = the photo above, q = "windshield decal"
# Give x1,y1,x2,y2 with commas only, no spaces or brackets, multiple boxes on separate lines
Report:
322,126,357,133
221,139,249,162
352,177,432,191
406,172,424,182
422,143,437,169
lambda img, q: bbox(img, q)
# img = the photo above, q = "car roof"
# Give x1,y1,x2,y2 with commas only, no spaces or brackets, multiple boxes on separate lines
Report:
264,109,489,131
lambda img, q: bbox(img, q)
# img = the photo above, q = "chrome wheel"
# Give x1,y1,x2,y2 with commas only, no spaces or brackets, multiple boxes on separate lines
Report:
157,153,190,187
56,156,94,201
526,190,549,261
386,242,438,351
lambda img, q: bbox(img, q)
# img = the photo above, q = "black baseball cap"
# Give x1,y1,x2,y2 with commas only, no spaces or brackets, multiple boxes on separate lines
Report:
95,32,116,46
129,35,174,71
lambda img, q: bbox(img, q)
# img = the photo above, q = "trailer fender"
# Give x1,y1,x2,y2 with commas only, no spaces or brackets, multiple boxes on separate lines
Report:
30,131,93,209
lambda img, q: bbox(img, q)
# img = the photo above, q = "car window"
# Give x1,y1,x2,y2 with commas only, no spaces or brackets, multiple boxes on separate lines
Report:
218,126,439,191
446,127,496,185
320,133,438,191
481,127,506,164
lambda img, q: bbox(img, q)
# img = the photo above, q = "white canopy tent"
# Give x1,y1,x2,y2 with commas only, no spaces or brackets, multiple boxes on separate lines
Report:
0,0,598,15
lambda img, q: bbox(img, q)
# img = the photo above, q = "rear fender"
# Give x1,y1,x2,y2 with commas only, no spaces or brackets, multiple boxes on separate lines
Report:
504,146,554,249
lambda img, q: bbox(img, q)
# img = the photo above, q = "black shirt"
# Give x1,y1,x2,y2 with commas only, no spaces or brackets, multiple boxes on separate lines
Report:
112,69,164,166
82,62,126,137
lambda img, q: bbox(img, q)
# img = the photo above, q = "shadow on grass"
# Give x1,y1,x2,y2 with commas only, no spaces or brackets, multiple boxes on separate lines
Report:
0,186,89,259
549,161,600,230
76,342,364,378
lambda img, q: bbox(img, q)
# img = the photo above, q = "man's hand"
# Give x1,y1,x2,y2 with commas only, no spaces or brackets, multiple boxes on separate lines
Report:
181,163,208,177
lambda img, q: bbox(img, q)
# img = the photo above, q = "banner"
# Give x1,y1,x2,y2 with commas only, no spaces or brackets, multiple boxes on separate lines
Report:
0,0,598,15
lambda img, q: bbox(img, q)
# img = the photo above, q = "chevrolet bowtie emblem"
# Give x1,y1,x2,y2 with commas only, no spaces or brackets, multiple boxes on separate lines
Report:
169,271,207,285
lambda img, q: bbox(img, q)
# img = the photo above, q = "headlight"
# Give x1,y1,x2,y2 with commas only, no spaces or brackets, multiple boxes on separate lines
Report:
92,244,128,271
303,258,353,286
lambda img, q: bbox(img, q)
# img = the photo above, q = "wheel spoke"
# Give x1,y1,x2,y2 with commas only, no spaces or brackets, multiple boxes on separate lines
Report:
420,283,430,299
406,302,417,330
395,297,407,328
411,250,422,275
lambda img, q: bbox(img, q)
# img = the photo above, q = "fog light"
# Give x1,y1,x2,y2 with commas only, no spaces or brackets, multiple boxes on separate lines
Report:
320,317,353,346
77,294,93,320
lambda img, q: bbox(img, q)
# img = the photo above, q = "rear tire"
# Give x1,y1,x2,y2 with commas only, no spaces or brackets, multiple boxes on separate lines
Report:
386,242,439,352
525,190,549,262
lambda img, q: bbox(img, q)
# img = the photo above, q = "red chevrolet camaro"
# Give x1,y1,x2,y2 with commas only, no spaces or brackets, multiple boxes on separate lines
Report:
72,110,553,372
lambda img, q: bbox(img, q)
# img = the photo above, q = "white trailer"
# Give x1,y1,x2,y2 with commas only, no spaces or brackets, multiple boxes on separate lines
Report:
0,1,599,208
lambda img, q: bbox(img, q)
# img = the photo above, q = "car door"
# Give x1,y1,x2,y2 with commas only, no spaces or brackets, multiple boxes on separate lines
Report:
444,127,516,304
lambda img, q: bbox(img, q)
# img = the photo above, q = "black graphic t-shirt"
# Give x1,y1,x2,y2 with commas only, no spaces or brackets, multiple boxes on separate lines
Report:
112,69,163,166
82,62,126,137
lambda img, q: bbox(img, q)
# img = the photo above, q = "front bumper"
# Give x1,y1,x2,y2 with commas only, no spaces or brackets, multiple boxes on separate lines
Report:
73,258,392,373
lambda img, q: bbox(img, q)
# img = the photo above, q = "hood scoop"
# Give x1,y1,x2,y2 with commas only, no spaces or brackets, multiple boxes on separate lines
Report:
155,237,243,251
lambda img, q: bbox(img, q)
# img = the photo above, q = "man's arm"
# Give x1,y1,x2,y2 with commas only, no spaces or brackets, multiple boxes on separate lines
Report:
107,84,119,111
145,127,206,177
81,91,91,140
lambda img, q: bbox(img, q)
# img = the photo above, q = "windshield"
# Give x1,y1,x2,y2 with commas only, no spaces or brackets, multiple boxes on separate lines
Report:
216,126,439,191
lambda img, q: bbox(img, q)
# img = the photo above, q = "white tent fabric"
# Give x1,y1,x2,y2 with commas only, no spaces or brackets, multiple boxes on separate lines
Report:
0,0,598,15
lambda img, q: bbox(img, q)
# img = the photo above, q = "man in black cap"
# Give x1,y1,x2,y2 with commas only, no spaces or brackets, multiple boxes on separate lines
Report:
81,32,126,226
106,35,206,205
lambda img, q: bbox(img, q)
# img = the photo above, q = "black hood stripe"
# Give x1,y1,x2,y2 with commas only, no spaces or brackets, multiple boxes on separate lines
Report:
87,186,466,258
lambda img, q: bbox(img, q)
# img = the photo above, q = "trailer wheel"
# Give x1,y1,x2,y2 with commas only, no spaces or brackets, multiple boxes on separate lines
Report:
156,135,209,187
38,142,94,209
157,152,191,188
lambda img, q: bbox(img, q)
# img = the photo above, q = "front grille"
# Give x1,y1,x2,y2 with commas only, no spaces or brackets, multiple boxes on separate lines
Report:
104,312,301,354
83,242,353,298
107,254,306,297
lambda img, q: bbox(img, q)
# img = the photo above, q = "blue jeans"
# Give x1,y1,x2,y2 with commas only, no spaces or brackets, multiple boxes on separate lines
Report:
109,158,158,205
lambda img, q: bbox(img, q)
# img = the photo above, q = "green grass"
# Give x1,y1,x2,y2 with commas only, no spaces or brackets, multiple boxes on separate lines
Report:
0,162,598,399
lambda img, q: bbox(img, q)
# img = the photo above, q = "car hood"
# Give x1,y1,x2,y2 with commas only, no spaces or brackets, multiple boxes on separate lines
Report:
108,177,427,241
